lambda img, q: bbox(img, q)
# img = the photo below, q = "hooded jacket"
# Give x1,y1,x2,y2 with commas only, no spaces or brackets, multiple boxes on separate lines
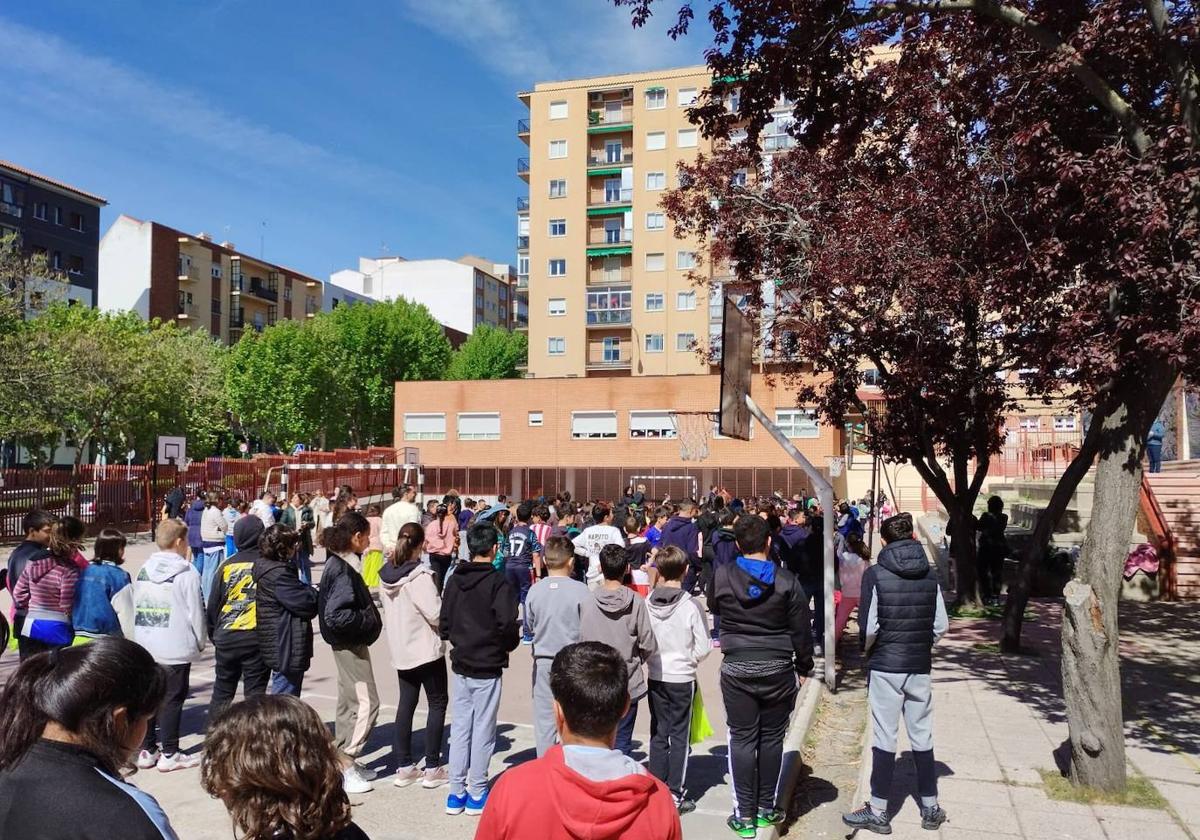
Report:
709,527,740,574
184,499,206,551
475,744,681,840
379,558,444,671
579,587,657,701
318,552,382,649
133,551,205,665
253,551,317,675
659,516,700,565
5,540,50,619
439,561,519,678
646,588,711,683
775,523,809,577
206,517,263,649
707,556,813,674
13,555,80,646
859,538,947,674
72,561,134,638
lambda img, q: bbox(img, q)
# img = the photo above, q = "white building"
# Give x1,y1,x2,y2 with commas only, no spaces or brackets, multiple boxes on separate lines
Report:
329,255,514,335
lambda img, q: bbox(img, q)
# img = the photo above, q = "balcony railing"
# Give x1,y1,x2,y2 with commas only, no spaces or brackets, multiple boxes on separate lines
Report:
517,274,529,289
176,302,196,319
588,107,633,127
586,308,632,326
517,118,530,135
0,202,23,219
517,235,529,251
588,266,633,285
588,152,634,167
588,188,633,207
177,266,201,283
517,157,530,175
589,228,632,246
587,356,632,369
517,196,529,212
304,300,319,317
247,280,279,302
230,311,245,329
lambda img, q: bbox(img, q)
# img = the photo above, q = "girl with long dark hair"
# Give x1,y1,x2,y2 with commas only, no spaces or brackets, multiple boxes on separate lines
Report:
423,498,458,594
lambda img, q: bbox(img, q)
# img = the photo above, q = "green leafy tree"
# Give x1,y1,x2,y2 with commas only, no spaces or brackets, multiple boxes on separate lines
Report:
316,299,452,448
225,321,327,452
446,326,527,381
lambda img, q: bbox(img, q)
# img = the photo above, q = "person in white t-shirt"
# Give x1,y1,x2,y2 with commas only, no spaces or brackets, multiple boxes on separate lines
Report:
575,504,625,589
249,492,276,528
381,484,422,558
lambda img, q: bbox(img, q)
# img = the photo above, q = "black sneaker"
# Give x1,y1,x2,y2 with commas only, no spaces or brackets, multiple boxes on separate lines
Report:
676,797,696,815
920,805,947,830
842,803,892,835
756,808,785,827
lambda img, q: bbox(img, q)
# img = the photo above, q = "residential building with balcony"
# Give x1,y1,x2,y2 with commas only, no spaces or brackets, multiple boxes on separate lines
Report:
517,66,725,378
0,160,107,308
98,214,323,343
328,255,514,337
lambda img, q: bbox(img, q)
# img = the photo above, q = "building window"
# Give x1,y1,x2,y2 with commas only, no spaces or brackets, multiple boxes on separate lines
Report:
548,298,566,316
676,332,696,351
32,202,47,221
549,259,566,277
549,139,568,159
645,292,664,311
458,412,501,441
630,410,677,439
776,408,820,439
283,284,292,301
676,250,697,270
646,172,666,191
51,251,62,270
67,255,84,275
548,337,566,355
646,212,665,230
1019,416,1041,431
69,212,85,232
677,128,698,148
732,169,748,187
211,265,222,279
646,131,666,151
602,336,621,363
645,88,667,109
549,179,567,198
528,411,544,427
549,100,568,120
861,368,881,387
549,218,566,237
676,290,697,311
571,411,618,439
53,207,64,225
645,333,664,352
645,253,665,272
517,255,529,277
404,413,446,440
1054,415,1078,432
678,87,698,106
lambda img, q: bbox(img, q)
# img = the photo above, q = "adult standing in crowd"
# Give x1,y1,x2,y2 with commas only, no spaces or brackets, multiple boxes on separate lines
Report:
382,485,422,560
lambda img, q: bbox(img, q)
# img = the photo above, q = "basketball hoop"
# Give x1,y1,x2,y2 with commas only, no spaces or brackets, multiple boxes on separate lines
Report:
671,411,716,462
827,456,846,478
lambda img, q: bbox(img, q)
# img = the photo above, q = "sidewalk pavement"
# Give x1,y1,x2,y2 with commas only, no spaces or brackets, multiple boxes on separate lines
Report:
850,600,1199,839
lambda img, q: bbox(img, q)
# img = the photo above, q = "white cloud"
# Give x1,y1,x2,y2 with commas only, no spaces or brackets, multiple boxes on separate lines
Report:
395,0,708,84
0,17,415,199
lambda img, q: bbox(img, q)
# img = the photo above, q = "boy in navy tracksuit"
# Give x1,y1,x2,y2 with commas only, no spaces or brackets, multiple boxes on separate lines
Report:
659,501,702,593
843,513,949,835
506,502,544,644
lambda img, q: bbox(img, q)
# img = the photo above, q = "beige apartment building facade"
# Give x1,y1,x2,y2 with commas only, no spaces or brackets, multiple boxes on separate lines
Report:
518,66,728,379
99,215,323,343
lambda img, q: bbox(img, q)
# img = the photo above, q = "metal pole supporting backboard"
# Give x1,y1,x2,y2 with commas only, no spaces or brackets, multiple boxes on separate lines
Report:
746,394,837,691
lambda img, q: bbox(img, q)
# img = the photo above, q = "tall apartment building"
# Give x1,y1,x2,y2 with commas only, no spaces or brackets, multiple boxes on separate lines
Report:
329,255,514,335
0,160,107,308
517,66,731,378
99,215,323,343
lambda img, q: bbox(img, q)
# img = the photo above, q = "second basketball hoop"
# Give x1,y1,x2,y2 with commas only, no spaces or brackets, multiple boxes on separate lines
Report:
670,411,716,462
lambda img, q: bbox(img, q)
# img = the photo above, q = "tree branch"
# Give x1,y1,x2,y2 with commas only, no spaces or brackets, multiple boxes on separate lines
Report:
1142,0,1200,151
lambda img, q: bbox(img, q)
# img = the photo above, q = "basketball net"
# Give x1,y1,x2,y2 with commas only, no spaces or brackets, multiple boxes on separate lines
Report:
671,411,715,462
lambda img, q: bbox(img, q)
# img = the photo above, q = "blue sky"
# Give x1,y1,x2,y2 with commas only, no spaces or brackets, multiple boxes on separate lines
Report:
4,1,710,280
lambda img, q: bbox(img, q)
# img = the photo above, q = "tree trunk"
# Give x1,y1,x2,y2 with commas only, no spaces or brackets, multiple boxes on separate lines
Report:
1061,364,1174,791
948,504,982,607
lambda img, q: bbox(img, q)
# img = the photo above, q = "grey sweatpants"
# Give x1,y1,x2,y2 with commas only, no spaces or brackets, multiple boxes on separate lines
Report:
332,645,380,758
448,672,502,798
868,671,934,754
532,657,557,757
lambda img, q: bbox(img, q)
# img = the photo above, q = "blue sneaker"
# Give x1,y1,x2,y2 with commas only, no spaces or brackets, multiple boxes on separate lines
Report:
445,793,467,815
521,634,534,645
466,791,488,816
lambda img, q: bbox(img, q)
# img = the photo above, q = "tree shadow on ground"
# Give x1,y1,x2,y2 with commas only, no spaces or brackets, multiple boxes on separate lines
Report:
882,755,955,819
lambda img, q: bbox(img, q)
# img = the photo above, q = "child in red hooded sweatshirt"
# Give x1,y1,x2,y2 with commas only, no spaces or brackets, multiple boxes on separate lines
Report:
475,641,681,840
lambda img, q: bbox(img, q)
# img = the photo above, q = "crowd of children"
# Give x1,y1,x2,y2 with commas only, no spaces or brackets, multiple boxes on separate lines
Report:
0,483,950,840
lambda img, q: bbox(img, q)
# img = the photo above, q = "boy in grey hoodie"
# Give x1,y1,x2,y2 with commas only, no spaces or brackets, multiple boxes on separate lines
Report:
526,536,590,756
133,519,206,773
579,543,657,757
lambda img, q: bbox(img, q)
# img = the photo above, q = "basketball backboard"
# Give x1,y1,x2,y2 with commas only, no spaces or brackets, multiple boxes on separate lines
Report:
719,296,753,440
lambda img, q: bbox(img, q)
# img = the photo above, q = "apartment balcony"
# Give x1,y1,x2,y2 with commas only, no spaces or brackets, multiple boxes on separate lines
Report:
247,279,278,302
211,300,222,316
586,308,632,327
517,157,530,180
586,356,632,371
304,300,319,318
517,235,529,251
587,152,634,171
517,118,530,140
587,106,634,133
517,196,529,213
517,274,529,289
588,228,632,246
587,187,632,210
1,201,23,219
177,265,201,283
588,264,633,285
229,310,245,329
176,301,196,320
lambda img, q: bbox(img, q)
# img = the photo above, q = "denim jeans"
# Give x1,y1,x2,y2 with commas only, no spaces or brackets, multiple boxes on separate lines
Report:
296,550,312,585
269,670,304,697
615,695,640,757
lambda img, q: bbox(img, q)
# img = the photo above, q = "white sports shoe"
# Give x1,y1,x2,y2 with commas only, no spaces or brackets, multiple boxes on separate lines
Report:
136,749,160,769
343,764,374,794
353,760,378,781
157,752,201,772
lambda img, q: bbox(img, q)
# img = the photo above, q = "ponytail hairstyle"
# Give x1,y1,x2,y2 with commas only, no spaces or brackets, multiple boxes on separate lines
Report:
846,533,872,562
392,522,425,567
323,510,370,556
0,637,166,774
93,528,127,566
49,515,85,562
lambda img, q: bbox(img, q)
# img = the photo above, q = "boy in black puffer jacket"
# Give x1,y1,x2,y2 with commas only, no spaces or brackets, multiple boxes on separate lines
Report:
253,525,317,699
843,512,949,835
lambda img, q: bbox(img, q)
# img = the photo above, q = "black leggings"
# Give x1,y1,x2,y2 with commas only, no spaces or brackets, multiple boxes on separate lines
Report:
394,657,449,768
429,554,453,595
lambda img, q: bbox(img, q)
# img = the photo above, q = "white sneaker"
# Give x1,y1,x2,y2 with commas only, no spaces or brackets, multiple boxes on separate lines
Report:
422,766,449,789
393,765,421,787
136,749,160,769
157,752,201,772
343,765,374,794
353,760,378,781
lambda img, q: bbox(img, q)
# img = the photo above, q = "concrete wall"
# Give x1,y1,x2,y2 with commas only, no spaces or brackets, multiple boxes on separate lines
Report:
98,215,152,317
